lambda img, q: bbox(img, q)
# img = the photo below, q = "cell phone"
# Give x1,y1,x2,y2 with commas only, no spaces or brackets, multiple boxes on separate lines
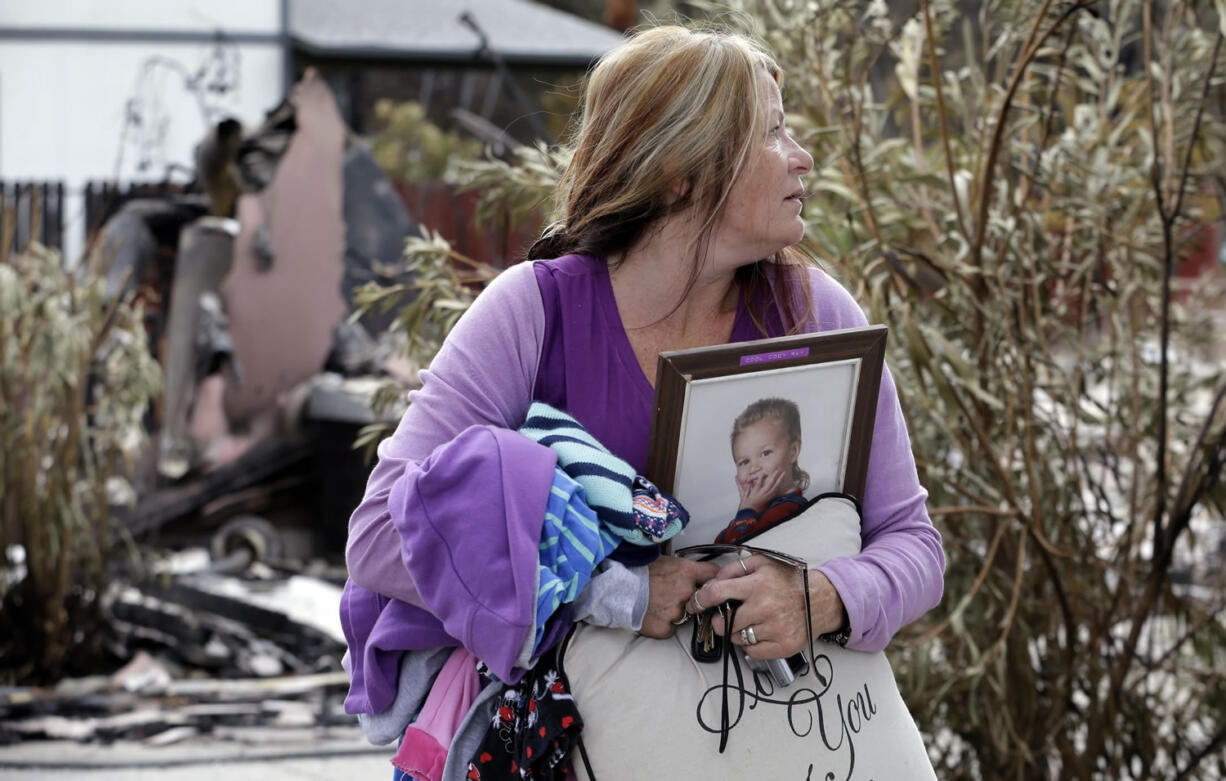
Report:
745,653,805,688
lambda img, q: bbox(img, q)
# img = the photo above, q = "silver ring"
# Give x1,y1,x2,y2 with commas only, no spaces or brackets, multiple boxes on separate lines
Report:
741,625,758,645
690,591,706,613
738,557,750,575
673,612,691,626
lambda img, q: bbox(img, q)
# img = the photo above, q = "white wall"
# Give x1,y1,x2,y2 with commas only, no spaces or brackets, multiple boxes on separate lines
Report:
0,42,285,181
0,0,286,263
0,0,282,33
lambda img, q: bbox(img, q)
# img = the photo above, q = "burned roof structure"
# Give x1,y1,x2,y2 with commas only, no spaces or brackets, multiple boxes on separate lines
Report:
286,0,623,142
289,0,623,65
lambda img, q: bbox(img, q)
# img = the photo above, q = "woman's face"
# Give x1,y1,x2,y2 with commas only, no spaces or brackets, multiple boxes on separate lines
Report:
711,70,813,264
732,417,800,492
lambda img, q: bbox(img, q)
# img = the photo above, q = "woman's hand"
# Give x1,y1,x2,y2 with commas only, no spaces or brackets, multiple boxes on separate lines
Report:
639,555,719,638
698,555,845,659
736,469,786,516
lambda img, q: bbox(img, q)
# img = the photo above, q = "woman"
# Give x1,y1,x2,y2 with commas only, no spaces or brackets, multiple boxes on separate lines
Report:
343,24,944,777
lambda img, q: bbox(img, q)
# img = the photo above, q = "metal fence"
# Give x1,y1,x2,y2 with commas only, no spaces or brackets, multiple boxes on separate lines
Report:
1,180,193,264
1,181,65,259
82,180,188,244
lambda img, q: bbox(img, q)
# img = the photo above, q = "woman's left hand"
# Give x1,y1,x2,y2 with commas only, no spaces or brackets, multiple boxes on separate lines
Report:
697,555,845,660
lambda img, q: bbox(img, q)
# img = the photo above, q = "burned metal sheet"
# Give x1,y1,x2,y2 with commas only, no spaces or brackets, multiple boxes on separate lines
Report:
158,217,240,479
221,70,347,427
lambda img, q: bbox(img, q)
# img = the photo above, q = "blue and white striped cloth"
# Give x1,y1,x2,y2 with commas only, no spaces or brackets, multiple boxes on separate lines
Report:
519,402,686,546
532,467,621,652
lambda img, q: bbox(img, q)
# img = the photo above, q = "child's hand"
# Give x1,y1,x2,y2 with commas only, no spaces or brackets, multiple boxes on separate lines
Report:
736,469,787,515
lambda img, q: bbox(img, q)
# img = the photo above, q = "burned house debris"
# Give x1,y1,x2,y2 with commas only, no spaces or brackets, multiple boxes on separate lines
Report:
1,4,626,770
2,71,417,755
91,69,418,555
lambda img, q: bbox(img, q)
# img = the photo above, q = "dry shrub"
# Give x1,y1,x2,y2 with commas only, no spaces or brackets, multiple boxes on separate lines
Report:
359,1,1226,776
0,241,160,682
737,0,1226,777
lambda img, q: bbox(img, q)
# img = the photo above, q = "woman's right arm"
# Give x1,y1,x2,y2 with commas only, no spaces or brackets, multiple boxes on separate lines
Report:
345,262,545,605
346,259,709,638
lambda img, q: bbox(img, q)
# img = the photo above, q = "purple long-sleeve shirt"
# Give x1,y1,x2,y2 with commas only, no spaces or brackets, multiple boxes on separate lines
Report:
341,425,558,714
346,254,945,653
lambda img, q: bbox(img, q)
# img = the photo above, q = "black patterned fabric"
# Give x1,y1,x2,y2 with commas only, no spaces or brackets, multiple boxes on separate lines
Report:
465,652,583,780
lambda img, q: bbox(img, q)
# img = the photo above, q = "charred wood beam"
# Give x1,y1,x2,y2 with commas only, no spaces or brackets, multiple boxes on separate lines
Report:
120,434,314,537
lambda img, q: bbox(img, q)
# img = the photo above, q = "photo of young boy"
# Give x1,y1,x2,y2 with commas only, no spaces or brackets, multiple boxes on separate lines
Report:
663,354,865,548
715,397,811,544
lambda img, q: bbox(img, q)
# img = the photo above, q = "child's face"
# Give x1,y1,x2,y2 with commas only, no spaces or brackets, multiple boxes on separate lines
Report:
732,417,800,492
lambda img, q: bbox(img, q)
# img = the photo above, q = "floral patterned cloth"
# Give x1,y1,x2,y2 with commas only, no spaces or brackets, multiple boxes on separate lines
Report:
465,653,583,780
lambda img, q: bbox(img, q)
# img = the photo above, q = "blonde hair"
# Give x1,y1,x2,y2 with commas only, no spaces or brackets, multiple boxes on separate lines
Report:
731,397,810,493
529,25,811,333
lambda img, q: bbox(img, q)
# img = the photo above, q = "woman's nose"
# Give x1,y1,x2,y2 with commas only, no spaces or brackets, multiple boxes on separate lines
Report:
790,138,813,175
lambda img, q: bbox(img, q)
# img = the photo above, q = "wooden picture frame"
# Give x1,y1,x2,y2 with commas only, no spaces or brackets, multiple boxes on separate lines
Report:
646,325,887,547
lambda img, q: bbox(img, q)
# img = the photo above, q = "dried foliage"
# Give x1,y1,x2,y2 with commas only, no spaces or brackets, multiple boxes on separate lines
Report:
359,1,1226,777
370,99,484,184
0,242,161,682
731,0,1226,777
350,142,568,460
460,142,571,233
348,228,506,460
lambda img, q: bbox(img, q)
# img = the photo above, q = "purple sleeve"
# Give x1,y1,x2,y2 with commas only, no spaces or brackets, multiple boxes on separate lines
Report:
388,425,557,682
794,266,947,652
345,262,545,604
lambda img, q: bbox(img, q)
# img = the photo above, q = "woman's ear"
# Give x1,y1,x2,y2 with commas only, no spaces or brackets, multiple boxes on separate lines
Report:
669,177,692,202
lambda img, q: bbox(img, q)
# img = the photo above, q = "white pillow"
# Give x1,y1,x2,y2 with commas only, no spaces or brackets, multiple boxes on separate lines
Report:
564,496,936,780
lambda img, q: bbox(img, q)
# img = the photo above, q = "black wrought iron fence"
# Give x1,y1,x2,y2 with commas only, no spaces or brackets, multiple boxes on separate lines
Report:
1,181,65,259
83,180,189,242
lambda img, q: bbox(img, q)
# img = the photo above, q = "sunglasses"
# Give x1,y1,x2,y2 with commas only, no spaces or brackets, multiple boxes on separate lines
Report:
674,542,808,569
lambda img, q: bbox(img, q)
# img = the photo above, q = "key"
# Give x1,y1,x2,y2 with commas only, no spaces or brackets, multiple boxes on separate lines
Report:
691,610,720,663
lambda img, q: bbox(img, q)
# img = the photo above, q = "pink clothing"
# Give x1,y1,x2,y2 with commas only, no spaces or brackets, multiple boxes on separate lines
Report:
391,646,484,781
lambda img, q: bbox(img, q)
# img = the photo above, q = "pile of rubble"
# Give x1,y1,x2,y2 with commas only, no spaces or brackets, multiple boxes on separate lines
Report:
0,550,354,748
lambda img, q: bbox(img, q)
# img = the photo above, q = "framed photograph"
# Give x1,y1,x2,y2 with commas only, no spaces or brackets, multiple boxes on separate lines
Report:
646,325,887,547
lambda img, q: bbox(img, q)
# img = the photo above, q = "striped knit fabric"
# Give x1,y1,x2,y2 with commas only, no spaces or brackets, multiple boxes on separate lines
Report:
533,468,621,652
520,402,686,545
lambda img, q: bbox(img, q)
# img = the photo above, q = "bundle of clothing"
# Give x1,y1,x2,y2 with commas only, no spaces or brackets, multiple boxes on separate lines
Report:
340,403,689,780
